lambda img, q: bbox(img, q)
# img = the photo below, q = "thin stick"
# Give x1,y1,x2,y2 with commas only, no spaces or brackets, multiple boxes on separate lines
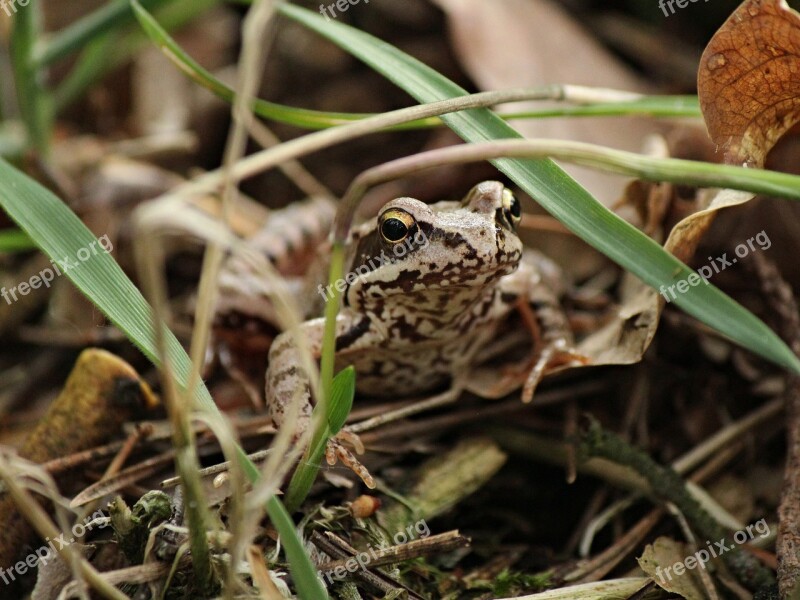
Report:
159,86,632,200
337,139,800,241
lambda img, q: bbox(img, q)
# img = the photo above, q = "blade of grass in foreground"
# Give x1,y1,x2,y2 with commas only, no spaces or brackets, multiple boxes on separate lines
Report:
10,1,52,155
131,0,368,129
131,1,700,130
35,0,168,67
0,229,35,252
0,158,327,599
278,3,800,376
54,0,220,113
285,366,355,512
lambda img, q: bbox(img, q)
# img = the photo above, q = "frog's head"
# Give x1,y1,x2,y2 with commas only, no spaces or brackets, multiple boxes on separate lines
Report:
345,181,523,308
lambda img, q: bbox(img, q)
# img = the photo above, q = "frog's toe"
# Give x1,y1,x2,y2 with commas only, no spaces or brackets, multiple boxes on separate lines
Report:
522,341,590,403
325,434,375,489
335,428,365,455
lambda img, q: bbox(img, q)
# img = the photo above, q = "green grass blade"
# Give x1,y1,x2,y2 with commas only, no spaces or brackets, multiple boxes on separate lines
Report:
0,158,327,599
235,447,327,599
284,246,352,513
327,366,355,434
285,366,356,513
35,0,169,67
10,2,52,154
0,228,35,252
501,95,700,120
52,34,116,112
0,158,201,393
278,3,800,376
131,1,368,129
130,2,699,131
53,0,219,113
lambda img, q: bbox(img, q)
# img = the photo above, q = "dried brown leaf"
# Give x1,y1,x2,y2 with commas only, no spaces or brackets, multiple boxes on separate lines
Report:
588,0,800,371
698,0,800,166
638,537,709,600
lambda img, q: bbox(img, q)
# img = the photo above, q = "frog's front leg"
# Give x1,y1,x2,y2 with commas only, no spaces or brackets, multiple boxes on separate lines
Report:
500,255,588,402
266,312,383,487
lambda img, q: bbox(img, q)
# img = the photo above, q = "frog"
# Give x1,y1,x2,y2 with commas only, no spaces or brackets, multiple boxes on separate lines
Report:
266,181,583,487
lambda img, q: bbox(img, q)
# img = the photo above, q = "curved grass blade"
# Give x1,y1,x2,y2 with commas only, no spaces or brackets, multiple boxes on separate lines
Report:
501,95,700,120
131,1,699,131
278,3,800,376
52,34,116,113
54,0,219,113
285,366,356,512
327,366,356,434
131,0,368,130
0,158,327,599
0,228,35,252
35,0,169,67
11,1,52,154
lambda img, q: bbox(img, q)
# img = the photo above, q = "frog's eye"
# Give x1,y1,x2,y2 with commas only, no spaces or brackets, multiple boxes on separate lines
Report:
379,209,415,243
502,188,521,228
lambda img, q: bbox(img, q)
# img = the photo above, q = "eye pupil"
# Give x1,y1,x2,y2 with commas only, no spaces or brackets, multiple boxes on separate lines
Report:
501,188,521,228
382,218,408,242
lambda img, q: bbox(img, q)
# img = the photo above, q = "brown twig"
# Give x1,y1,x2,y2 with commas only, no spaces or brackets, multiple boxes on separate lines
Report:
750,253,800,599
565,508,663,584
310,530,426,599
103,423,154,478
579,416,774,590
358,380,606,444
319,530,469,574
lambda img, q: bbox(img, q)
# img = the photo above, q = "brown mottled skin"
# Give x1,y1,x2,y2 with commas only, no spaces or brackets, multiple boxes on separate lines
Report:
265,182,575,482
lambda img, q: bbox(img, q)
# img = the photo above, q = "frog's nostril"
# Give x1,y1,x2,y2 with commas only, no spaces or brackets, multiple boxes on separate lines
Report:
463,181,506,213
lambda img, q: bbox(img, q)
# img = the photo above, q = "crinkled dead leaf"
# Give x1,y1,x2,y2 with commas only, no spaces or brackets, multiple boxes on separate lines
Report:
665,0,800,263
638,537,708,599
590,0,800,369
698,0,800,166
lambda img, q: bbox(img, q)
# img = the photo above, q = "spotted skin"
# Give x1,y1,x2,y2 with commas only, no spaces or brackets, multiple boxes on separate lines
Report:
265,181,575,481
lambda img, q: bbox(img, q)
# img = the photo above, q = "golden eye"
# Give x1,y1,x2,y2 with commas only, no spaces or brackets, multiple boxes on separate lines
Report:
379,209,415,243
502,188,521,228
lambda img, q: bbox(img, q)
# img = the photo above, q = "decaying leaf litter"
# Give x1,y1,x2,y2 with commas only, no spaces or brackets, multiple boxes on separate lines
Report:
2,0,800,598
